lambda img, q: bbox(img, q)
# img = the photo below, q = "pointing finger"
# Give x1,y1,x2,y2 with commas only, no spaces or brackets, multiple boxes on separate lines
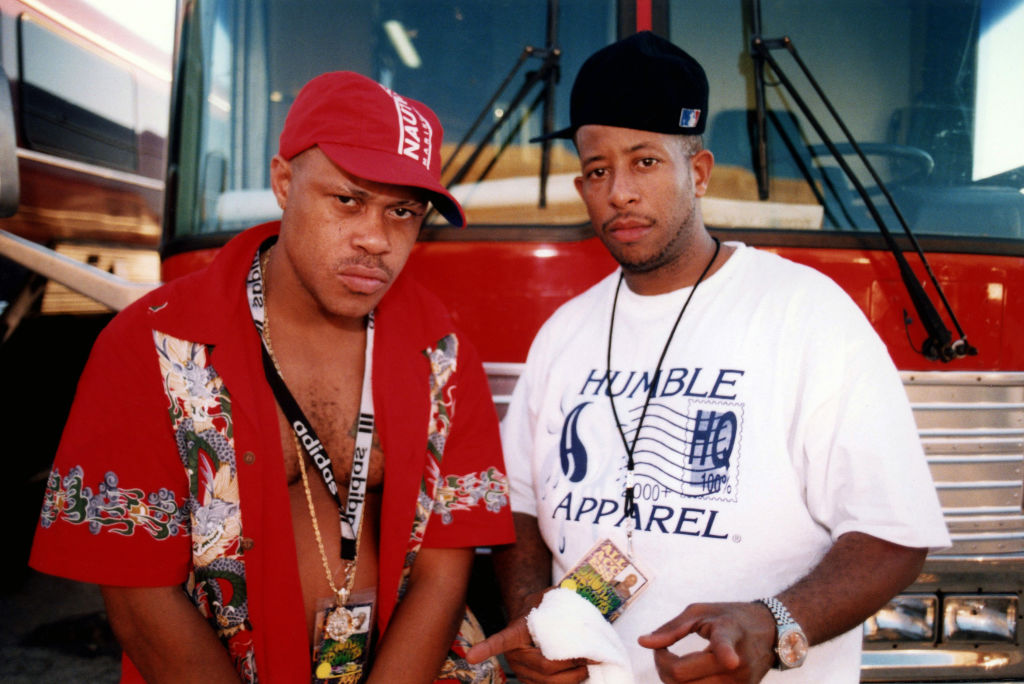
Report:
637,610,701,650
465,617,532,664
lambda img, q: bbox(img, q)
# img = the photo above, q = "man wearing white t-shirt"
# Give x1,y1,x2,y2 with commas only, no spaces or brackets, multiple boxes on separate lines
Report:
466,31,949,684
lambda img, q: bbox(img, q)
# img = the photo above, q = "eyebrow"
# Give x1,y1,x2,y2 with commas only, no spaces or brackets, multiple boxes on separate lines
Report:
328,180,370,198
581,142,661,167
394,197,428,209
329,180,426,206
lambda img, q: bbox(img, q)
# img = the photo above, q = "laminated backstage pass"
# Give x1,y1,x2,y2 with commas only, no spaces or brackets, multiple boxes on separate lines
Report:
557,538,650,622
311,588,376,683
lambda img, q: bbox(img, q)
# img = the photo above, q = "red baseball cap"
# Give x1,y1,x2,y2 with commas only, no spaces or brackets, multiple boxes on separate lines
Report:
279,71,465,227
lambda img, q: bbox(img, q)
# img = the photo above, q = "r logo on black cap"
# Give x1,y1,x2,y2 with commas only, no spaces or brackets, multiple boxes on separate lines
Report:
679,108,702,129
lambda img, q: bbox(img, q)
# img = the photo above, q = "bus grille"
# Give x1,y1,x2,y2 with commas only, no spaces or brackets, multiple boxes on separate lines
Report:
904,371,1024,560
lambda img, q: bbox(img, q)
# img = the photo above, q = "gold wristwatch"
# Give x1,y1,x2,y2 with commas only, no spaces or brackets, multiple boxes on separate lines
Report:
757,596,808,670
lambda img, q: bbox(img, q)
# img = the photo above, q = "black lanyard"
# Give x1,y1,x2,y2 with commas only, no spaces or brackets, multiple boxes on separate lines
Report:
246,239,374,560
607,238,720,531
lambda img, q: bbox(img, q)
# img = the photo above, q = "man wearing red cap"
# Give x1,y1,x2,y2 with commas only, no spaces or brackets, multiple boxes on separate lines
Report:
29,72,514,683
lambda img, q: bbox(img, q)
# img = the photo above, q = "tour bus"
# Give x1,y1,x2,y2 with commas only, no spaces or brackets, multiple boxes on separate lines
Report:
0,0,169,331
3,0,1021,681
0,0,170,581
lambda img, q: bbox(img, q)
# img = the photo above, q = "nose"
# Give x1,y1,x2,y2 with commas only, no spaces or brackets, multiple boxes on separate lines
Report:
350,213,391,255
608,170,639,208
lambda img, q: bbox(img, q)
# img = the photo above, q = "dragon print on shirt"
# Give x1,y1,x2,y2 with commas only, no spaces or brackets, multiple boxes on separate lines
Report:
39,465,187,538
399,333,509,684
154,330,258,684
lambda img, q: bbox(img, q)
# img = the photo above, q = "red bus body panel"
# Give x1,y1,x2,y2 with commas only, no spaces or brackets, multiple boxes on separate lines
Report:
162,235,1018,371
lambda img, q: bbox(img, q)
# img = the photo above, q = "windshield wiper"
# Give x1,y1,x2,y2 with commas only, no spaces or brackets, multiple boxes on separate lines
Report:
440,1,561,212
749,0,976,362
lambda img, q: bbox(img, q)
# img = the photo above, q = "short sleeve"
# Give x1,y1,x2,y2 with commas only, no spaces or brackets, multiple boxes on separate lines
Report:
500,341,545,518
499,301,575,521
795,282,950,551
422,334,515,549
29,312,193,586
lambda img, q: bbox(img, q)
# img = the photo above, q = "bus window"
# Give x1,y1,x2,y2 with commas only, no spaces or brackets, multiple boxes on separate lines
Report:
170,0,614,238
18,15,138,172
171,0,1024,241
670,0,1024,238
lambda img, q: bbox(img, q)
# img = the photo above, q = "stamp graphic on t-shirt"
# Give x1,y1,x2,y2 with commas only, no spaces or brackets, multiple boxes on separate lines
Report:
559,395,743,504
630,398,742,503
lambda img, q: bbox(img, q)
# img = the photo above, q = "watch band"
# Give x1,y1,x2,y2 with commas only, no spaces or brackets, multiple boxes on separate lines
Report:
758,596,797,627
757,596,808,670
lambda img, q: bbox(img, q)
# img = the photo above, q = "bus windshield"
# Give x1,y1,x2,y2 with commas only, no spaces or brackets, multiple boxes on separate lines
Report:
671,0,1024,238
171,0,1024,241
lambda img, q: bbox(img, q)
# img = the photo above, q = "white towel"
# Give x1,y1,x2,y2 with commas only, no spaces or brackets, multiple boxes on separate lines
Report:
526,587,636,684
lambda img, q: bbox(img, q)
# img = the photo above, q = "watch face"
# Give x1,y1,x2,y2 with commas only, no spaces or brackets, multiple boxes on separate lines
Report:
778,627,809,668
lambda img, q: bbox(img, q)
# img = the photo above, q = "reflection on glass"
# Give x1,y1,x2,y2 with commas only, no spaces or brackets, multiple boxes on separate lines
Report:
670,0,1024,237
175,0,614,236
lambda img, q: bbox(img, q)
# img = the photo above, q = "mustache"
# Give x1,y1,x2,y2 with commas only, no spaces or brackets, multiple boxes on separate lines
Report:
335,255,393,280
602,212,655,231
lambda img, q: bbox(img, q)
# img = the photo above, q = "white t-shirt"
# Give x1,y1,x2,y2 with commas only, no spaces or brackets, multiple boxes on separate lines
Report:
502,243,950,683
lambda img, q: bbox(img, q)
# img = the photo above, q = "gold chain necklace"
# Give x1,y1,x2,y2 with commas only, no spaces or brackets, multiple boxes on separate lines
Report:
260,248,361,641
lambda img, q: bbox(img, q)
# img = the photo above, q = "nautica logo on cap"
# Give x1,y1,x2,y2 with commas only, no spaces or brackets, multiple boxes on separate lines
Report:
384,86,433,169
679,108,701,129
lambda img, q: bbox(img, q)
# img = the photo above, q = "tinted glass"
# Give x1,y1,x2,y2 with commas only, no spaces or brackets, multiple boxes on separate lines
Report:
671,0,1024,238
173,0,615,236
175,0,1024,240
20,16,137,171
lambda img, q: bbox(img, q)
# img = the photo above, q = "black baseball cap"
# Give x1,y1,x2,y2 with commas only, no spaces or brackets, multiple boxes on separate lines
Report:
533,31,709,142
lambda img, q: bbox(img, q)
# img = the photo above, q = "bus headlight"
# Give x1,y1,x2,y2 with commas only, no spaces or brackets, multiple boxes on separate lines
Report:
943,595,1018,643
864,594,937,642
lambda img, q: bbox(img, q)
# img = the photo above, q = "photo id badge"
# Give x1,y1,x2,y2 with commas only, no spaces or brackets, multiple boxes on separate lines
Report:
311,588,376,683
557,538,651,622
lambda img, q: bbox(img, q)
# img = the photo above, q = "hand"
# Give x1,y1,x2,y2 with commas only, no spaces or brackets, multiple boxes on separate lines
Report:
467,620,588,684
636,601,776,684
464,591,589,684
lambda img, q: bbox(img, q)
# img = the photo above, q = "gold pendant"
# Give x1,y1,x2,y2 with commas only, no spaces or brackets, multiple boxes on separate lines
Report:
325,604,356,642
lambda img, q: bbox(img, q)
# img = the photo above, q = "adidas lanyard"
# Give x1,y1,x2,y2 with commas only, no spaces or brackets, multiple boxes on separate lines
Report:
246,239,374,560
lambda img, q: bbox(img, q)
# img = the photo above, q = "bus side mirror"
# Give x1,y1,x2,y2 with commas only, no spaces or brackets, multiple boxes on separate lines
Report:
0,66,20,218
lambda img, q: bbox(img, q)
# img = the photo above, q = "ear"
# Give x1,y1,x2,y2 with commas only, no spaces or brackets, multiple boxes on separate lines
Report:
690,149,714,198
573,174,584,198
269,155,292,210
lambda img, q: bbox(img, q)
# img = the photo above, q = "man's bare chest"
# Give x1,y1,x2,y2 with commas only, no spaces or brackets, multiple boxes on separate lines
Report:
277,380,385,493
